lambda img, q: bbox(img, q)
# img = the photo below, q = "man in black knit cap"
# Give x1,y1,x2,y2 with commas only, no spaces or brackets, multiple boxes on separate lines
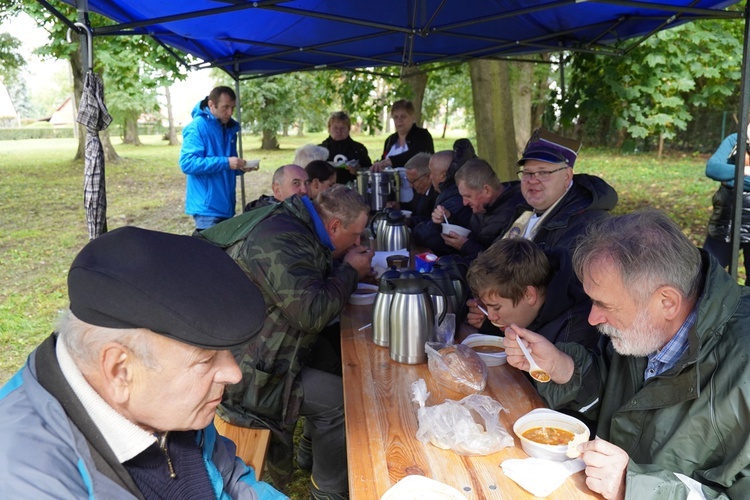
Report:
0,227,286,499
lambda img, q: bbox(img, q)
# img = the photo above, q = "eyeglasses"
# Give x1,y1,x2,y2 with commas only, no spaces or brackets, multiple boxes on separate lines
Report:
408,172,429,186
516,166,569,181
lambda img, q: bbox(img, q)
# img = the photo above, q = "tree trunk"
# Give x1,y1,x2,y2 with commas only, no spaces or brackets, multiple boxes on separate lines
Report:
442,99,450,138
70,44,86,161
123,117,142,146
164,85,179,145
401,66,428,126
69,43,120,162
101,128,120,161
262,129,279,150
469,59,517,181
511,61,534,155
530,54,551,132
297,121,304,137
658,132,664,159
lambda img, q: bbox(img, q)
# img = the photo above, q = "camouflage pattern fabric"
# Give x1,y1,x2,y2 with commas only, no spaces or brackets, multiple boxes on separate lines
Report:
219,196,359,429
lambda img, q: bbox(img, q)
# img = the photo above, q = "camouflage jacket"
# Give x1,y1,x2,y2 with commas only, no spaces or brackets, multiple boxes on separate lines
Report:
219,196,359,430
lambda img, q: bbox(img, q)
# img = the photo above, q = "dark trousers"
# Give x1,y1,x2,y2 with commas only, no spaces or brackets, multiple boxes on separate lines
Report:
266,366,347,494
300,367,347,493
703,235,750,281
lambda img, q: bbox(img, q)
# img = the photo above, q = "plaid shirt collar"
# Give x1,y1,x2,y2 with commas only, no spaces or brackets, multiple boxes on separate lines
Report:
644,304,698,382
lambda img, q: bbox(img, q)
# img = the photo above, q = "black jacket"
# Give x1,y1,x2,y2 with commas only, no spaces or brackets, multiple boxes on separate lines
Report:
320,135,372,185
402,186,439,226
459,181,524,262
513,173,618,253
380,123,434,167
707,185,750,243
412,182,473,255
479,248,600,352
243,194,278,213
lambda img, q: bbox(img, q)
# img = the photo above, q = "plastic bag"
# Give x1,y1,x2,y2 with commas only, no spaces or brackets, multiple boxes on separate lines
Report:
426,342,487,394
411,379,514,456
434,313,456,344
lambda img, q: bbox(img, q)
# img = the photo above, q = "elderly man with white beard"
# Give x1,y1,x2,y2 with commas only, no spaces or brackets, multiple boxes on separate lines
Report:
503,210,750,500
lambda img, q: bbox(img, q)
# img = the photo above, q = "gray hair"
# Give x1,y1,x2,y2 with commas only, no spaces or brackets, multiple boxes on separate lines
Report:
573,210,702,304
430,150,454,172
328,111,351,128
454,158,503,191
57,309,160,370
404,153,431,175
294,144,329,168
314,184,369,227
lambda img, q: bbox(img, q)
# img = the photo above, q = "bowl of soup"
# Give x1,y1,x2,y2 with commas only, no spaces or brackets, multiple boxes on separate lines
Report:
441,223,471,238
461,333,506,366
513,409,589,462
349,283,378,305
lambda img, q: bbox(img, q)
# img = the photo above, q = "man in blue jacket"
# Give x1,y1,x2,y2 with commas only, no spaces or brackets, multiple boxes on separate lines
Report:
180,86,256,230
0,227,285,499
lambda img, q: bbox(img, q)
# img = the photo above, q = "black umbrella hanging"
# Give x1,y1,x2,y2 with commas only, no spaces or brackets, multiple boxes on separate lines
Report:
76,70,112,240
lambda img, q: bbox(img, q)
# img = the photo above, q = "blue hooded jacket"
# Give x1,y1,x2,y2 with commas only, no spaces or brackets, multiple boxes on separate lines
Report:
180,100,242,219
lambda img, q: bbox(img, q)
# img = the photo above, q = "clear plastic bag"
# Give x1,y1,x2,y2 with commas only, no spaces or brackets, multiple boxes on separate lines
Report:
411,379,514,456
426,342,487,394
434,313,456,344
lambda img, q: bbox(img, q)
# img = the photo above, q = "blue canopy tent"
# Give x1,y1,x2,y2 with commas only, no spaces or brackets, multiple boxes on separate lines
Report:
39,0,749,276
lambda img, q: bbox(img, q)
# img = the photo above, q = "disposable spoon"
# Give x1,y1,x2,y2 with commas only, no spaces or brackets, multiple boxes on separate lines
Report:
443,213,450,225
476,304,489,317
516,336,550,383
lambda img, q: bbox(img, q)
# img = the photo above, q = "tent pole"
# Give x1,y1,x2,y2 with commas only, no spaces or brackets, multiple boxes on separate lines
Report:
76,0,92,73
730,4,750,281
235,73,246,211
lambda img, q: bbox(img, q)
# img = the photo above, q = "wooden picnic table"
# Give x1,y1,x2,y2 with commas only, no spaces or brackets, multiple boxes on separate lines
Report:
340,301,602,499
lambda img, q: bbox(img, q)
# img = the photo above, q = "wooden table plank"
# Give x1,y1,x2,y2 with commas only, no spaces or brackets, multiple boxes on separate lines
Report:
341,301,602,500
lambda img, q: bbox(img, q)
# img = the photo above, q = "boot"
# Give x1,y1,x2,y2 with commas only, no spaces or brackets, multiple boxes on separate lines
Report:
297,435,313,471
310,475,349,500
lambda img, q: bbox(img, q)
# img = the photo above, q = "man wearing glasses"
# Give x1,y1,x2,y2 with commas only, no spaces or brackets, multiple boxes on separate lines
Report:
503,128,618,252
397,153,438,226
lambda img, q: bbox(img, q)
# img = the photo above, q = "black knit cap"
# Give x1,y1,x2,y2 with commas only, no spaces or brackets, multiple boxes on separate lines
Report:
68,226,265,349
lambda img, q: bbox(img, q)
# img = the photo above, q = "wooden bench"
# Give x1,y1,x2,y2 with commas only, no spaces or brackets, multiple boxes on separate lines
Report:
213,415,271,480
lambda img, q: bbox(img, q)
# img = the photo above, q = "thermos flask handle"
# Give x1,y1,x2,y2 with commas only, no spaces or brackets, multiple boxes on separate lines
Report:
425,282,447,326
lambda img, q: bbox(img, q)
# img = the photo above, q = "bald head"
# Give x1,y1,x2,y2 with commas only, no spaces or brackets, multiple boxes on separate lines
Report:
272,164,309,201
429,150,454,192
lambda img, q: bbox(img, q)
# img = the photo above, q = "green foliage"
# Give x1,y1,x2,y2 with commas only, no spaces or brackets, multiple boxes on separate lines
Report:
231,67,408,147
233,73,312,138
327,68,407,133
0,32,24,83
0,126,74,139
422,63,473,135
20,0,190,137
562,16,744,149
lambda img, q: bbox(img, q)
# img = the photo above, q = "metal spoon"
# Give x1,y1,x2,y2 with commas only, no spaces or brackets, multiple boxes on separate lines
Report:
516,336,550,383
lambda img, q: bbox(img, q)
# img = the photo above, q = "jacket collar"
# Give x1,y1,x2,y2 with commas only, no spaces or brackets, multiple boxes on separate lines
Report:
35,335,145,498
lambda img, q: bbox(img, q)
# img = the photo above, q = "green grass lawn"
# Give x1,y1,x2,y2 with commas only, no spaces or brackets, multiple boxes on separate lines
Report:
0,130,733,498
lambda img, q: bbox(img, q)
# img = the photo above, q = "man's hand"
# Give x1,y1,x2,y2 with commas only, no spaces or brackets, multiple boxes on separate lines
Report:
431,205,451,224
441,231,468,250
343,245,374,279
371,158,392,172
504,325,575,384
228,157,247,170
578,438,628,500
465,299,486,329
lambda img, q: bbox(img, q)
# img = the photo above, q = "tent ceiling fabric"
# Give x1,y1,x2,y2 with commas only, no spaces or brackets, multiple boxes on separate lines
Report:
63,0,742,77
